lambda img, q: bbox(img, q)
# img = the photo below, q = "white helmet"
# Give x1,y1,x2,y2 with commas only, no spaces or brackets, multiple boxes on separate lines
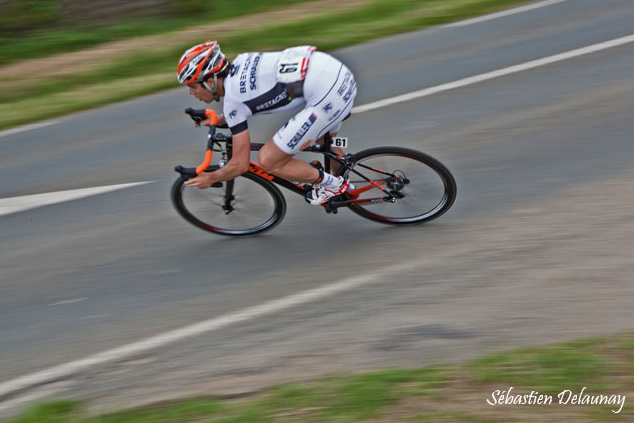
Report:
177,40,227,85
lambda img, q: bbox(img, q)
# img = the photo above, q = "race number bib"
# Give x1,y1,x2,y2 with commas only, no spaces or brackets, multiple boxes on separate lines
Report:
276,46,317,83
331,137,348,148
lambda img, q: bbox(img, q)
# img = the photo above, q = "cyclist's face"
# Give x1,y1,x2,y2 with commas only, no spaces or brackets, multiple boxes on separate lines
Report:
187,82,214,103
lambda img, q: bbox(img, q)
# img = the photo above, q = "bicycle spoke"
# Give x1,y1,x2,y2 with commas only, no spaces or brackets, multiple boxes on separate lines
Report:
339,147,456,224
172,167,286,236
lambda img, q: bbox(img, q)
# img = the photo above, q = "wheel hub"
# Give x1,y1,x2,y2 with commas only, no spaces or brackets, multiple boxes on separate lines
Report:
386,174,406,191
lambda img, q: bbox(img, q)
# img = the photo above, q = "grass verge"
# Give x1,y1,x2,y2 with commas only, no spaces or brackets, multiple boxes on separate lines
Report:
0,0,319,66
6,334,634,422
0,0,532,131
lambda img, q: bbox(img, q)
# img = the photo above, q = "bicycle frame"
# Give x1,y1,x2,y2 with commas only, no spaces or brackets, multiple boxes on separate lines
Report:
174,128,403,214
173,108,456,235
245,137,340,197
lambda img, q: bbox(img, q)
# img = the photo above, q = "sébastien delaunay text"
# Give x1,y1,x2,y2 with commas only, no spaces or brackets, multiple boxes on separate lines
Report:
487,387,625,413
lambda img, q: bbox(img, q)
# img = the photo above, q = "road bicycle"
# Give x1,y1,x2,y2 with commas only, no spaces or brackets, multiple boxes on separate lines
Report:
172,108,457,236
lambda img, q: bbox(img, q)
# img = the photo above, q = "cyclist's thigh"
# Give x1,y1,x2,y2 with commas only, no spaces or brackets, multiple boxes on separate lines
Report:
304,51,357,136
273,108,323,154
273,81,356,154
273,67,357,154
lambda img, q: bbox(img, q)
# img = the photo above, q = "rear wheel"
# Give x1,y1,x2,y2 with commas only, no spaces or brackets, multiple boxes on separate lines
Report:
171,166,286,236
336,147,456,224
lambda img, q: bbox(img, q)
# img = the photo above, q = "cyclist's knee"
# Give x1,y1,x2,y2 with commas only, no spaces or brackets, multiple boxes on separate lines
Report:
257,149,273,172
258,141,290,173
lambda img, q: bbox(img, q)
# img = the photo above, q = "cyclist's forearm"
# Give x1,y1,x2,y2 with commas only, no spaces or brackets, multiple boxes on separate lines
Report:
202,129,251,183
209,159,248,182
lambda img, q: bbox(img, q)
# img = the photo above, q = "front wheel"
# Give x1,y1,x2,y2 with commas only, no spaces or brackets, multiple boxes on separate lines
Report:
171,166,287,236
337,147,456,224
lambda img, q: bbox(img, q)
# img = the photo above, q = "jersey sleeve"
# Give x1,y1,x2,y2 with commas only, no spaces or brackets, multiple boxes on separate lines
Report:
223,100,252,135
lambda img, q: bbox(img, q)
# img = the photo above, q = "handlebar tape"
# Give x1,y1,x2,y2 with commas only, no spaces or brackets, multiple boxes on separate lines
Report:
204,109,218,125
195,150,214,175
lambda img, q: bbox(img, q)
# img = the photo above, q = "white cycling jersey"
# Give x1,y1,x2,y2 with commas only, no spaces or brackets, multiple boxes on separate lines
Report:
222,48,357,154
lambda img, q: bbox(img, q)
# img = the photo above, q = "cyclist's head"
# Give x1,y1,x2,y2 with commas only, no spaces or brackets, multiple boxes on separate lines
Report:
177,40,228,86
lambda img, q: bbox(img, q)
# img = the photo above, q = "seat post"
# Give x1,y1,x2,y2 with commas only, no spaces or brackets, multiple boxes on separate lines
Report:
323,132,332,174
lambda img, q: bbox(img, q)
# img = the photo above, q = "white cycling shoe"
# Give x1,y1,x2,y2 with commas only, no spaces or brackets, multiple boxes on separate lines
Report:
306,177,350,205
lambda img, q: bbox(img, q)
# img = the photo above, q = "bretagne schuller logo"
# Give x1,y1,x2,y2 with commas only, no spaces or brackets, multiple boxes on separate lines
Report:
487,387,626,413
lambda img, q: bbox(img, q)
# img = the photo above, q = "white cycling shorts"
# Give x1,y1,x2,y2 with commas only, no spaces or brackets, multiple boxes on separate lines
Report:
273,52,357,154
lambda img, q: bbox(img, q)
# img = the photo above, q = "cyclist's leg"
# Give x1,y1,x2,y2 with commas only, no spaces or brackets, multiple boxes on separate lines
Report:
257,140,319,183
302,53,356,175
313,126,345,174
259,52,356,187
258,107,337,182
258,107,344,189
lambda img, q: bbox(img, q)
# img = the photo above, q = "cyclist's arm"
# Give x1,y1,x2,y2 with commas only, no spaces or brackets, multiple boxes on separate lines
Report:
184,130,251,189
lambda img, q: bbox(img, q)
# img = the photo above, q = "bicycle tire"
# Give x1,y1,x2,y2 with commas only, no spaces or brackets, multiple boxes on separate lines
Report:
336,146,456,224
171,166,287,236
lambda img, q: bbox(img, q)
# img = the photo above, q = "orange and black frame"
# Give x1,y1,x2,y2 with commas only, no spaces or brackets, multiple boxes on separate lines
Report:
172,107,456,236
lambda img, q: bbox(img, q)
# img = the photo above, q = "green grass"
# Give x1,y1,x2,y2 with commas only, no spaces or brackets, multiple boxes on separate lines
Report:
5,368,452,423
6,334,634,423
221,0,532,52
469,342,613,394
0,0,318,66
0,0,535,131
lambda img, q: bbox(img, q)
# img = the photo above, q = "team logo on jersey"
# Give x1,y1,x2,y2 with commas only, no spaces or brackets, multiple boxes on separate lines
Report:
323,102,333,113
229,110,238,119
250,54,261,91
255,89,290,112
343,79,356,102
337,70,352,97
328,109,341,122
287,113,317,149
229,64,239,77
239,53,254,94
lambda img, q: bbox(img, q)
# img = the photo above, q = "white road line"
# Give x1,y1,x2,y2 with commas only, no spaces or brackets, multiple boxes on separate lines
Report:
443,0,573,28
0,182,154,217
352,32,634,114
0,120,61,139
0,259,425,399
50,298,89,306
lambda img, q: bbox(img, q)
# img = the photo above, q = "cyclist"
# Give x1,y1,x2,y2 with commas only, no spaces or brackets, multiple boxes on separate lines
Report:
177,40,357,205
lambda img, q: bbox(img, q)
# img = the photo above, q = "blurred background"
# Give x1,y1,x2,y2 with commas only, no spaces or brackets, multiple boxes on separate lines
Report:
1,0,634,421
0,0,527,130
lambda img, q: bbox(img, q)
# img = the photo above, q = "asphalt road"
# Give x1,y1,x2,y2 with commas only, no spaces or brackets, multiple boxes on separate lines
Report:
1,0,634,413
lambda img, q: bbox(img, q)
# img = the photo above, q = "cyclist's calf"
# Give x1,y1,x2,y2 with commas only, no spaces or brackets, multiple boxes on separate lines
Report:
315,133,345,174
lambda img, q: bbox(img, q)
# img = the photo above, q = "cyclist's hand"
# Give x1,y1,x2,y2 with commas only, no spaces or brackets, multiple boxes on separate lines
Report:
194,109,219,128
184,172,216,189
217,113,227,127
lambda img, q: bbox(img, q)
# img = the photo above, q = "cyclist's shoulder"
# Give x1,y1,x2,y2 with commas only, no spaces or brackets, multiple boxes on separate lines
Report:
224,52,280,100
229,51,280,70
